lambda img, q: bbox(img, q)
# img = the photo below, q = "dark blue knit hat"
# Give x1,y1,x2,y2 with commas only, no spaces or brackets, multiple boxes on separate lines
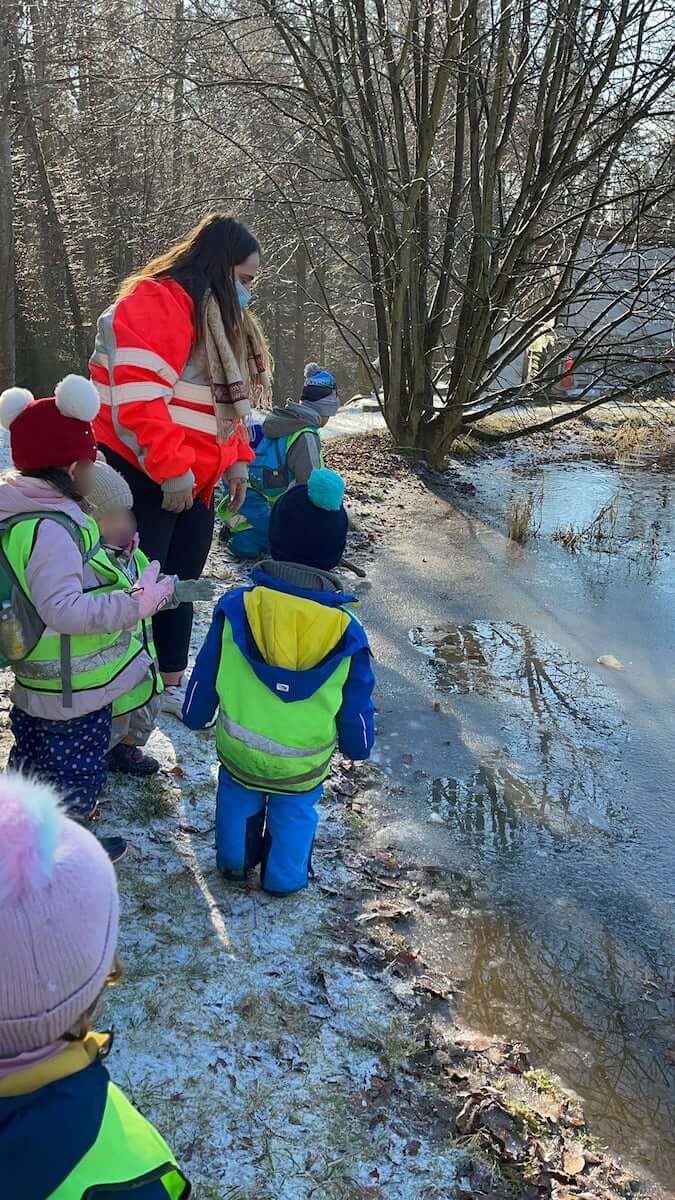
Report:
301,369,339,416
269,469,348,571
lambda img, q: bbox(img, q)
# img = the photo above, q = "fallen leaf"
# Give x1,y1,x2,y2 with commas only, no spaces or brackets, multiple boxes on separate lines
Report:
402,753,414,764
375,850,399,868
481,1104,523,1160
405,1139,421,1156
413,976,451,1001
333,778,357,798
396,948,421,966
169,764,185,776
456,1032,493,1052
207,1056,229,1074
355,902,414,924
562,1149,586,1176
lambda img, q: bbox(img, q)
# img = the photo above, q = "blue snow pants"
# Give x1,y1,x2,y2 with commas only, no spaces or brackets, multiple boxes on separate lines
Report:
215,766,322,895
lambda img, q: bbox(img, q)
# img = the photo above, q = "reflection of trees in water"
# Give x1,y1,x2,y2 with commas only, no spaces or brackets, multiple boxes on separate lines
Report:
418,622,626,834
420,622,617,732
433,764,574,855
463,911,675,1175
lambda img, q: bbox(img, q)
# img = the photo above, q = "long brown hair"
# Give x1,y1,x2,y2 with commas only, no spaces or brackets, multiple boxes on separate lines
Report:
118,213,260,344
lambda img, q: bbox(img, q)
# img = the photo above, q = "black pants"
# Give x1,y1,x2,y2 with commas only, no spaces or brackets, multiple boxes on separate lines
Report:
100,447,215,674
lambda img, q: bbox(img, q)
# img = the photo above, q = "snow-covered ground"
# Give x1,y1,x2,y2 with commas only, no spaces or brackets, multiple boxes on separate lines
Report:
67,541,462,1199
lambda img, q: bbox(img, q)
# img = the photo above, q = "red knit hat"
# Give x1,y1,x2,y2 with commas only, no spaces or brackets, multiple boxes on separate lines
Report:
0,376,100,472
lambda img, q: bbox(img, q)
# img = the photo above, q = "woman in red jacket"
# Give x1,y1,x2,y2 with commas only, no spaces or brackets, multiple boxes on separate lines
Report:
90,213,271,717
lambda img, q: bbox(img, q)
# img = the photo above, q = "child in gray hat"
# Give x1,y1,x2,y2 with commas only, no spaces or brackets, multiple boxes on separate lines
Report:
88,457,214,774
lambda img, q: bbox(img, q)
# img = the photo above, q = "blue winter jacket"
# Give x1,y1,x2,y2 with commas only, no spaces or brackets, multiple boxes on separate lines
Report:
183,560,375,762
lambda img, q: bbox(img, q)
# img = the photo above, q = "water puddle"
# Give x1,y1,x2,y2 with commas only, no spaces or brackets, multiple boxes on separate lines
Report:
411,621,627,833
410,620,675,1185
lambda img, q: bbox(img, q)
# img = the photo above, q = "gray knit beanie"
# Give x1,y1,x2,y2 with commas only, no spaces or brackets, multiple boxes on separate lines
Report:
88,460,133,514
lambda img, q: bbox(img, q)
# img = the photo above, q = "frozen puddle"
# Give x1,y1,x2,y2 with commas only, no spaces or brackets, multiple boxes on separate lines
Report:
408,620,675,1182
410,620,627,834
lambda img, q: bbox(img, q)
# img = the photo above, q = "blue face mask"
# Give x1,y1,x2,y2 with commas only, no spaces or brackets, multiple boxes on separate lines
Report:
236,280,252,308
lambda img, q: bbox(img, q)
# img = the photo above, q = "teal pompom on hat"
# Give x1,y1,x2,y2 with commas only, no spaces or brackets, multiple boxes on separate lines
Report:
307,467,345,511
269,468,348,570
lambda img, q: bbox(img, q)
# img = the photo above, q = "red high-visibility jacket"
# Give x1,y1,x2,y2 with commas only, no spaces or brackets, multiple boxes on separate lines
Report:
90,277,254,503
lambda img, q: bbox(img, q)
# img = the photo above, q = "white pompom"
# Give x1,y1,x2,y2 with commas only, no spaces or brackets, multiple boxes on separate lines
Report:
0,387,34,431
54,375,100,422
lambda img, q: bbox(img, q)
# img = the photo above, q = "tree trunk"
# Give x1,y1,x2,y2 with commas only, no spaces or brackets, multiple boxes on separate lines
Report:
171,0,185,191
0,9,15,387
14,48,89,370
293,238,307,384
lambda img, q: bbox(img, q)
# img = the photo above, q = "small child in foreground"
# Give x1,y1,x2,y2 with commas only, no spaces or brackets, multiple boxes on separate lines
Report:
0,773,190,1198
0,378,173,859
184,467,375,895
87,457,215,775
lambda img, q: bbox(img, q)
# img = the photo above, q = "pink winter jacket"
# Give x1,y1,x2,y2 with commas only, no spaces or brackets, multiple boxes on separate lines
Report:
0,474,151,720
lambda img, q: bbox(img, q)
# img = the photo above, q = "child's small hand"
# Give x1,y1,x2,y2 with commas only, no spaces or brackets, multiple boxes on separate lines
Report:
134,561,175,618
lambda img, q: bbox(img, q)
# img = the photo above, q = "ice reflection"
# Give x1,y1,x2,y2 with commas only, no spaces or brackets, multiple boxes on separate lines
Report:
410,620,674,1182
457,908,675,1179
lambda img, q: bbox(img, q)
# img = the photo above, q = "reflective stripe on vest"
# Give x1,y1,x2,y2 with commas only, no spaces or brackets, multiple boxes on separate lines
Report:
219,713,336,758
49,1081,189,1199
94,379,218,434
3,517,145,700
105,547,163,717
91,348,179,385
215,617,350,793
17,631,132,680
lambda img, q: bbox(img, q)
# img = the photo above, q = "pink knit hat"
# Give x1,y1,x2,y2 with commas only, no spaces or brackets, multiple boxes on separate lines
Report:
0,774,119,1056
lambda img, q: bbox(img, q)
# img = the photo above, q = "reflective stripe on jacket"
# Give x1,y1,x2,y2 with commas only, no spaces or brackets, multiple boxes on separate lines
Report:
89,278,253,502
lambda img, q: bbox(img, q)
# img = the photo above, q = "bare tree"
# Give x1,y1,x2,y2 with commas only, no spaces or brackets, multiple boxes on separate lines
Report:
254,0,675,460
0,5,15,387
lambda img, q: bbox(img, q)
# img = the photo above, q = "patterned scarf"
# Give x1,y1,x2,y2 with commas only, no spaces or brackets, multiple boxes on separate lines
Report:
202,290,272,443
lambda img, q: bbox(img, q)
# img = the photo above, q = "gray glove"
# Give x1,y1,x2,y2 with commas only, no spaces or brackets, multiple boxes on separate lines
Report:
172,577,218,604
161,486,194,513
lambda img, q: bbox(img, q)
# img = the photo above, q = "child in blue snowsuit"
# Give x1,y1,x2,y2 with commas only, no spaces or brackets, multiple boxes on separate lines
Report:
184,468,375,895
218,366,340,559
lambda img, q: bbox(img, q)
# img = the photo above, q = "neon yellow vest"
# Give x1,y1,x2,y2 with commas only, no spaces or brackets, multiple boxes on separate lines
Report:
218,426,325,533
93,546,164,718
215,614,350,793
49,1081,189,1199
1,515,145,707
